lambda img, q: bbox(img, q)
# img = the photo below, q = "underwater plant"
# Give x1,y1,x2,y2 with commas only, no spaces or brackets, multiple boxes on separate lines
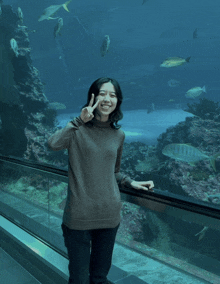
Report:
185,98,220,121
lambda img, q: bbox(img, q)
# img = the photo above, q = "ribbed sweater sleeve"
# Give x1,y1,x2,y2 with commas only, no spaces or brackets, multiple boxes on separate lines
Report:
48,116,84,151
115,134,133,189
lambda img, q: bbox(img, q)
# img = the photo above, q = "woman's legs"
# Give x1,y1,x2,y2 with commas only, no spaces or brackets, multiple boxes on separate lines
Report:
61,222,120,284
61,223,91,284
89,223,120,284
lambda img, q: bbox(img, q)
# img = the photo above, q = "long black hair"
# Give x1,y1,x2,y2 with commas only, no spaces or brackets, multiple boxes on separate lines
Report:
81,77,123,129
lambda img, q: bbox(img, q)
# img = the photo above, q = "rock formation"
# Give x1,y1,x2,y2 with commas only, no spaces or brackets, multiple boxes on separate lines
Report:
0,3,59,163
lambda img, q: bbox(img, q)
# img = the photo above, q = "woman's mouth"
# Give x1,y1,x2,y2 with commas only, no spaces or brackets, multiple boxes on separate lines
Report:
101,104,111,109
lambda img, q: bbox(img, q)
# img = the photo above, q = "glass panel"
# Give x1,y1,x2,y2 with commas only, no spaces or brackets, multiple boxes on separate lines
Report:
120,141,220,208
1,0,219,209
1,158,220,283
117,193,220,283
0,159,67,252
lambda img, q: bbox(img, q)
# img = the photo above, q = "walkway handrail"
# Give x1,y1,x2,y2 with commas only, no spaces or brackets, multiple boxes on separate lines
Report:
0,154,220,220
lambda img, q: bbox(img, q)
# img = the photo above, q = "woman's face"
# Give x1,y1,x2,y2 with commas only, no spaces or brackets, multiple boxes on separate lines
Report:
94,82,118,121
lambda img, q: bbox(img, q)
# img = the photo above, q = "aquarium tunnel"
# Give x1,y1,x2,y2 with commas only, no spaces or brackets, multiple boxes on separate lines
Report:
1,0,220,283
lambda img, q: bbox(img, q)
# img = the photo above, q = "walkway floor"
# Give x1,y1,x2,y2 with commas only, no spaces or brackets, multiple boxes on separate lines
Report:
0,248,41,284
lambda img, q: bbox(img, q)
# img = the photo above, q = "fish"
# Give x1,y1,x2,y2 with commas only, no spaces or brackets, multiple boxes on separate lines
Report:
17,7,24,23
160,56,191,68
185,86,206,99
167,79,180,87
142,0,148,4
54,18,63,38
38,0,72,22
162,143,219,171
10,38,19,57
195,226,208,241
100,35,110,57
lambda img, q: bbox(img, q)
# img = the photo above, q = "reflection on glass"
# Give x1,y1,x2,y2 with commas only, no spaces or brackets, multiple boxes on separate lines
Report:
117,198,220,283
48,179,67,216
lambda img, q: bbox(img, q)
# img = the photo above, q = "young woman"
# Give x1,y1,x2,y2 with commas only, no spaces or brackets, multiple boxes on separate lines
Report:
48,77,154,284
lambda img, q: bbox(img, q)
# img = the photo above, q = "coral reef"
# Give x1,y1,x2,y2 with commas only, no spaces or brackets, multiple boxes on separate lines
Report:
153,115,220,202
5,175,67,214
185,98,220,122
0,3,63,165
119,202,173,254
119,110,220,204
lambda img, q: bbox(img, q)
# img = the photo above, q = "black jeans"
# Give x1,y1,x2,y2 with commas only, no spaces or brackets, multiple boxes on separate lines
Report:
61,223,120,284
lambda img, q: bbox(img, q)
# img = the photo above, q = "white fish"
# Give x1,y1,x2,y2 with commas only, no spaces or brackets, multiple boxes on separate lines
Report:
162,143,219,171
38,0,72,22
17,7,24,23
185,86,206,99
100,35,110,57
54,18,63,38
10,38,19,57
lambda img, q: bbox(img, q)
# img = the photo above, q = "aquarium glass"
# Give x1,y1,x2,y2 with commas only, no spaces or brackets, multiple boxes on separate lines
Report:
0,1,220,281
1,0,219,205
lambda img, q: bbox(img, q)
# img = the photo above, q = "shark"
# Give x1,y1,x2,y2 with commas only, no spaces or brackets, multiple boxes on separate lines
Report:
38,0,72,22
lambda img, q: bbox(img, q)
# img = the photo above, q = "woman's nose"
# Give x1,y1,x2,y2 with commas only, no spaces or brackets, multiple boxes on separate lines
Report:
103,94,110,101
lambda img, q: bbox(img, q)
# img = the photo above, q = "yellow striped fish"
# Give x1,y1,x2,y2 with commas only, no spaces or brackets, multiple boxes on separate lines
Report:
162,143,219,171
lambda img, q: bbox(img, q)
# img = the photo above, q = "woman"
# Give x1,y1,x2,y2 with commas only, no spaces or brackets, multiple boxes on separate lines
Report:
48,77,154,284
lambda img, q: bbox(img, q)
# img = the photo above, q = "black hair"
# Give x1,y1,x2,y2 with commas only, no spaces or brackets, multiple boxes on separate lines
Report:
81,77,123,129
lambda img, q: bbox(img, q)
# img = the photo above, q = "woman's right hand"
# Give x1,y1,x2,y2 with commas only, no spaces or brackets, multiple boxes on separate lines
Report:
80,93,99,123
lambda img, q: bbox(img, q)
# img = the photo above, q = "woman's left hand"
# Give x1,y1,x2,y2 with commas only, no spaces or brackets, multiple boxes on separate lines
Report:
131,180,154,191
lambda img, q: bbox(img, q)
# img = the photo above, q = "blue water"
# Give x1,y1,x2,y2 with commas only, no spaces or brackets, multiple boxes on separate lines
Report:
57,109,193,144
4,0,220,112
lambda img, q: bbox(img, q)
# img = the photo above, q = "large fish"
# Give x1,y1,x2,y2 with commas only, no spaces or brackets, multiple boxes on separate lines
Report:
162,143,219,171
160,56,191,68
38,0,72,22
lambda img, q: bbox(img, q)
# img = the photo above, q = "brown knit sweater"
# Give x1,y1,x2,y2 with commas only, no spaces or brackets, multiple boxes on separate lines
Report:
48,116,133,230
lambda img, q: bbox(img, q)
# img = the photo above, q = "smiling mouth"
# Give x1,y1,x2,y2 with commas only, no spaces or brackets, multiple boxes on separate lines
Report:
101,105,111,109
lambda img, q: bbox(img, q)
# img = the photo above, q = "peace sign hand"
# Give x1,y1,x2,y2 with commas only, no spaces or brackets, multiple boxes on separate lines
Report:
80,93,99,123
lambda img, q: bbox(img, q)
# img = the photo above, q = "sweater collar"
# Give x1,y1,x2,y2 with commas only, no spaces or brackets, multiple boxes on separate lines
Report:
92,117,111,128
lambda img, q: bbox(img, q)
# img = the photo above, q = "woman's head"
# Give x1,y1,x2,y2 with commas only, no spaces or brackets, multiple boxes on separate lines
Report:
82,77,123,129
